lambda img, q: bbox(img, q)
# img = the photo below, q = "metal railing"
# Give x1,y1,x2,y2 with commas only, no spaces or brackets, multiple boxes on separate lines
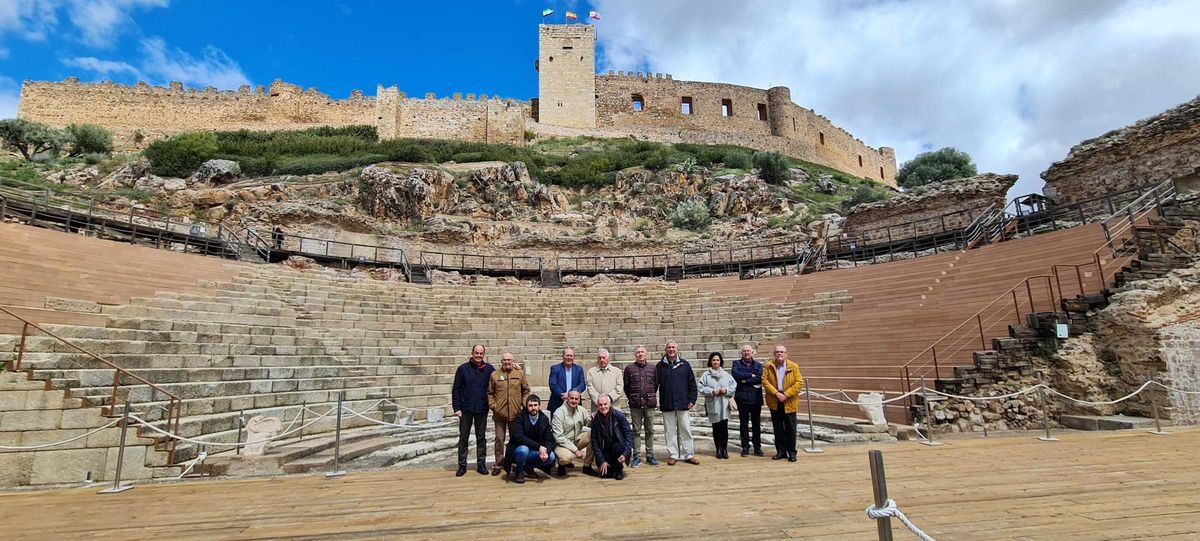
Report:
1,306,183,464
419,251,543,276
682,239,813,278
556,253,669,277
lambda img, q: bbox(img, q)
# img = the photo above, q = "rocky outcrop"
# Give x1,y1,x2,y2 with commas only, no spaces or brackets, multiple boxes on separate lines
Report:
356,165,457,222
845,173,1016,243
192,159,241,185
1042,95,1200,205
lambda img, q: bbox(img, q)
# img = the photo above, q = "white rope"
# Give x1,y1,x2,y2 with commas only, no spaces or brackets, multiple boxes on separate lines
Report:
929,385,1047,401
129,406,336,447
866,499,936,541
1152,381,1200,395
0,418,121,450
176,451,207,479
1045,380,1157,406
807,388,925,405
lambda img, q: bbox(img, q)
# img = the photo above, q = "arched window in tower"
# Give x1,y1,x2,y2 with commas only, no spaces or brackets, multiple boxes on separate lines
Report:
631,94,645,112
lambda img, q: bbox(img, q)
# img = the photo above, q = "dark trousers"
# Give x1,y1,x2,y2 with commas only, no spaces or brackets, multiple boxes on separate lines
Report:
769,406,797,455
457,411,488,466
737,400,763,451
598,442,628,478
712,419,729,452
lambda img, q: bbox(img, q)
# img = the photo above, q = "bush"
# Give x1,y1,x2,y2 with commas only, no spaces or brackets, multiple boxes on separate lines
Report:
273,154,387,176
753,151,791,184
64,124,113,156
669,199,711,231
896,147,977,189
721,150,752,170
843,184,891,210
449,152,485,163
81,152,107,165
144,132,219,177
0,119,67,160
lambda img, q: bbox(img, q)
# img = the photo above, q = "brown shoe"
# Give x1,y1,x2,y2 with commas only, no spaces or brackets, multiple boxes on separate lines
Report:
684,456,700,465
667,458,677,466
491,465,502,476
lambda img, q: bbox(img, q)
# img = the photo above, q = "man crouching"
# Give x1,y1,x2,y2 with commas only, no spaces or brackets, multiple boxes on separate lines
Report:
590,394,634,480
506,394,557,484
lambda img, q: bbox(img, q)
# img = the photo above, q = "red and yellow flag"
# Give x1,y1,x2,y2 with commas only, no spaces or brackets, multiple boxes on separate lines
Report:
565,11,577,20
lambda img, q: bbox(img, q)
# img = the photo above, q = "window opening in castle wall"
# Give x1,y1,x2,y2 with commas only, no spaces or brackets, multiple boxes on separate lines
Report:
681,97,693,115
819,132,825,145
757,104,768,121
632,94,645,112
721,99,733,117
858,155,864,167
880,167,885,180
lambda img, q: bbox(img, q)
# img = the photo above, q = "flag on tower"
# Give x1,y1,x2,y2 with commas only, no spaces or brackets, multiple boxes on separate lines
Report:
589,10,601,20
541,8,554,17
565,11,578,20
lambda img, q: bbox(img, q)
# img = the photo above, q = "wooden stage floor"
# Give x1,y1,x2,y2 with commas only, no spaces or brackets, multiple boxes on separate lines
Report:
3,428,1198,540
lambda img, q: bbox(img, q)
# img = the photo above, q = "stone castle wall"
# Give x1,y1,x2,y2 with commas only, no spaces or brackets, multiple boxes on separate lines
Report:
537,24,596,129
375,87,526,145
1041,95,1200,205
18,79,376,147
594,72,897,185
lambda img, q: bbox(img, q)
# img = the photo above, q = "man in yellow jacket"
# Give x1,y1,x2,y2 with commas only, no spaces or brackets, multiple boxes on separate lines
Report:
763,344,803,462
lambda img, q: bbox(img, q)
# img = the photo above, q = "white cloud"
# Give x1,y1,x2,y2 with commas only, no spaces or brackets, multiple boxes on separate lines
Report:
0,0,168,49
591,0,1200,197
0,76,20,119
63,37,251,89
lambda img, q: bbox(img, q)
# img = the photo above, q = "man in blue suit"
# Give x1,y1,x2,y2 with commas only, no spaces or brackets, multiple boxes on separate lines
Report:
548,347,586,414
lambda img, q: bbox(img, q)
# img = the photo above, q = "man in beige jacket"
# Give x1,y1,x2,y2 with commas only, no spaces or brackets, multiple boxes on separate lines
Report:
551,390,594,476
586,348,624,411
487,352,529,475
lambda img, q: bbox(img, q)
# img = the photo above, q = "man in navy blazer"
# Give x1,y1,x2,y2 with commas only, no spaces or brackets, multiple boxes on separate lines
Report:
548,347,586,414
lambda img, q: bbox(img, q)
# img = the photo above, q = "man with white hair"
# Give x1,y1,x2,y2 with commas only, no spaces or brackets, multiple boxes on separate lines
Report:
586,348,624,411
657,340,699,465
590,394,633,480
552,389,594,477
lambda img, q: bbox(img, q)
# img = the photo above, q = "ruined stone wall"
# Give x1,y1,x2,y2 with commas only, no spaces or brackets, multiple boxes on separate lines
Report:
844,173,1016,243
1161,318,1200,424
593,73,897,186
376,86,525,145
18,79,375,148
1041,95,1200,205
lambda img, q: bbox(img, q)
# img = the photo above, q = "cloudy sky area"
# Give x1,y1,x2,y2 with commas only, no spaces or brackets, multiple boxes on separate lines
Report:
1,0,1198,197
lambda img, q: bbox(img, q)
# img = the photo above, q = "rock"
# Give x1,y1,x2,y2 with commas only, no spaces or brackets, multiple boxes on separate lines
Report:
708,192,729,217
191,159,241,185
814,174,838,194
242,415,282,456
283,256,316,270
357,165,457,221
170,188,234,209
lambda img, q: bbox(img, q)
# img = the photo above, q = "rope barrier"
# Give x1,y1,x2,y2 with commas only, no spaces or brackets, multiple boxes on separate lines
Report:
1045,380,1156,406
928,385,1047,402
866,499,936,541
0,418,121,450
177,451,207,479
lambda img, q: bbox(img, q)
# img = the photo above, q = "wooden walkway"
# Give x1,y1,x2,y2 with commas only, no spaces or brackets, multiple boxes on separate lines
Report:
2,428,1198,540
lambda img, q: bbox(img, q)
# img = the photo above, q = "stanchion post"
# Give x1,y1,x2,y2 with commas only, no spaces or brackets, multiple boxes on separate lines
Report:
803,379,823,454
298,401,307,442
868,450,894,541
326,392,347,478
235,409,245,455
99,398,134,494
1147,374,1170,436
919,376,942,446
838,386,846,419
1037,372,1059,442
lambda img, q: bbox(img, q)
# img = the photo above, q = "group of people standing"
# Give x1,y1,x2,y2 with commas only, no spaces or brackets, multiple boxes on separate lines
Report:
449,340,806,483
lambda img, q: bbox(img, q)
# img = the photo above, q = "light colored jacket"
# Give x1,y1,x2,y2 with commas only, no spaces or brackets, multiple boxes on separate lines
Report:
586,364,624,410
763,358,804,413
552,403,591,452
699,368,737,423
487,367,530,422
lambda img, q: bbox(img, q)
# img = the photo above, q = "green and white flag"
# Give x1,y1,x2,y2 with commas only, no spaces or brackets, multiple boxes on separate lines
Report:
542,8,554,17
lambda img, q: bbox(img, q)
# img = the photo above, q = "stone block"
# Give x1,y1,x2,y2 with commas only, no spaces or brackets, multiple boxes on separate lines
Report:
21,428,89,450
0,409,63,431
61,409,111,429
30,447,108,485
0,390,28,410
0,452,33,485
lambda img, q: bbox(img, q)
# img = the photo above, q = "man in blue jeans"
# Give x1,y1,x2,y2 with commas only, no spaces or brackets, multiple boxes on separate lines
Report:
505,394,557,484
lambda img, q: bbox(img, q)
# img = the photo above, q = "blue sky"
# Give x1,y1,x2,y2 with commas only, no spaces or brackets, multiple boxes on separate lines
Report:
3,0,1199,198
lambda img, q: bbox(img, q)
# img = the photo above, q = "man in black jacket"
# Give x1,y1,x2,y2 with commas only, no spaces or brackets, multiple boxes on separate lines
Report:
590,395,634,480
451,344,495,477
506,394,557,484
731,344,765,457
657,340,699,466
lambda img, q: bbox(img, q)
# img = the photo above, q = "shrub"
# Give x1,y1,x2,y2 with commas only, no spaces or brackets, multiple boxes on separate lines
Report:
64,124,113,156
843,185,891,210
273,154,387,176
753,151,791,184
669,199,711,231
81,152,107,165
449,152,485,163
0,119,67,160
896,147,977,189
144,132,219,177
721,150,752,170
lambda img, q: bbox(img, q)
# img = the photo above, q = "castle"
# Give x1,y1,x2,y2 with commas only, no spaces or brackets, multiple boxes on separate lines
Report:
17,24,897,186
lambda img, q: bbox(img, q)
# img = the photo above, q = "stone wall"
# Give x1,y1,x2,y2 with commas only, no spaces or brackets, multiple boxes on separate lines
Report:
18,78,376,148
375,87,525,145
594,73,897,186
844,173,1016,243
1041,95,1200,205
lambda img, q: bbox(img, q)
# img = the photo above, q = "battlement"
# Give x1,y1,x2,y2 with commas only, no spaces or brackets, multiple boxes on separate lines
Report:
602,70,674,81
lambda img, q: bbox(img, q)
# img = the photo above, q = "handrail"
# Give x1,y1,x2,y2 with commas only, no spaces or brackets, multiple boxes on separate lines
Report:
556,253,669,275
896,179,1178,419
0,305,183,463
419,251,543,273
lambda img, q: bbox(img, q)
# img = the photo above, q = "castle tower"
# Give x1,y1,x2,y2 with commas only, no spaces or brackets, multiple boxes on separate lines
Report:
537,24,596,129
